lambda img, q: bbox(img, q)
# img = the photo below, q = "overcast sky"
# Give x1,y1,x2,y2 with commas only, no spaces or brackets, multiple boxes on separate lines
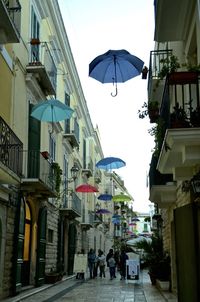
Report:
58,0,155,212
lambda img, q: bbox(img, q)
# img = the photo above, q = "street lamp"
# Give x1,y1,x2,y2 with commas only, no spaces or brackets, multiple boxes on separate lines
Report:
67,164,79,182
191,172,200,194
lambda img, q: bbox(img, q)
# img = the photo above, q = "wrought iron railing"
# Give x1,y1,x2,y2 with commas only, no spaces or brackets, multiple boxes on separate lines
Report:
63,192,81,216
149,154,173,189
22,150,55,191
65,118,79,142
148,49,173,96
3,0,21,35
28,42,57,93
0,116,23,177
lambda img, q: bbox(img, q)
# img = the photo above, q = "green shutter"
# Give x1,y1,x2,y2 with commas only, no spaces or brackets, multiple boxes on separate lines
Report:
35,207,47,286
13,196,25,294
68,223,77,275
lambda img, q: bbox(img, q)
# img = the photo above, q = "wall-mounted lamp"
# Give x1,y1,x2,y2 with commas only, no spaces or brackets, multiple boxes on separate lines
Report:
191,172,200,195
67,164,80,183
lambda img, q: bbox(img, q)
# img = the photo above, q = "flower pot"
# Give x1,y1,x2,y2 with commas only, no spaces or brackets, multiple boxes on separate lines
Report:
45,272,62,284
30,38,40,45
41,151,49,159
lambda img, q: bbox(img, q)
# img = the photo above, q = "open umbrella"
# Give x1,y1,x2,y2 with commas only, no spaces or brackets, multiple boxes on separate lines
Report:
97,194,112,201
132,217,140,222
89,49,144,96
96,209,111,214
112,194,132,202
75,184,99,193
96,157,126,170
31,99,74,122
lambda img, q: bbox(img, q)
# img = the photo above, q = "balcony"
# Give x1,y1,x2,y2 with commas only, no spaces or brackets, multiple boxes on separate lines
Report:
154,0,194,42
0,0,21,44
149,154,176,207
26,42,57,96
0,116,23,184
82,156,93,177
156,71,200,180
21,150,56,197
148,49,173,102
63,118,79,148
60,192,81,218
81,210,94,229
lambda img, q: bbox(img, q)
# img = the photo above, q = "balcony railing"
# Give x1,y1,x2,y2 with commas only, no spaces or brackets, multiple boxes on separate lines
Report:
61,192,81,218
26,42,57,96
149,154,173,189
148,49,173,101
0,116,23,181
63,118,79,148
81,210,94,228
0,0,21,43
21,150,56,197
82,156,93,177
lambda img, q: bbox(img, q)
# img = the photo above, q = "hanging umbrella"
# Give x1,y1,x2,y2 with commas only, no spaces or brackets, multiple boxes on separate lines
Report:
96,157,126,170
97,194,112,201
129,222,136,226
132,217,140,222
89,49,144,96
96,209,111,214
112,194,132,202
31,99,74,122
75,184,99,193
112,214,121,219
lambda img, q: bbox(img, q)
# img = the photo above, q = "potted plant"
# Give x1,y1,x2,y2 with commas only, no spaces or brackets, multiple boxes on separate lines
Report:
30,38,40,45
52,162,62,194
138,101,159,123
170,103,190,128
134,232,171,287
190,106,200,127
158,55,180,79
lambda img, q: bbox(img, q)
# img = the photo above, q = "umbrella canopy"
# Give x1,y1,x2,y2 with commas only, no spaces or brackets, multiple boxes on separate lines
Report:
112,194,132,202
75,184,99,193
31,99,74,122
132,217,140,222
97,194,112,201
96,157,126,171
89,49,144,96
96,209,111,214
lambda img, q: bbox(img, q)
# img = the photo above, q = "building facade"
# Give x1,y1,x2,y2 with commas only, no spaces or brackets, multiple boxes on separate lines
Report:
148,1,200,301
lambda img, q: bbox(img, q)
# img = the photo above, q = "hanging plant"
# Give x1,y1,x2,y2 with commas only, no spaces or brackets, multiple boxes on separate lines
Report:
52,162,62,194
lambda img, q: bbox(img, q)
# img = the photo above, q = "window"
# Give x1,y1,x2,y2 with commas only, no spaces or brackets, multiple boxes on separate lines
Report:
49,134,56,162
31,7,40,61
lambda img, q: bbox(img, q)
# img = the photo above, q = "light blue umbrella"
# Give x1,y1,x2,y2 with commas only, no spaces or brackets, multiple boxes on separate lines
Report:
31,99,74,122
96,157,126,170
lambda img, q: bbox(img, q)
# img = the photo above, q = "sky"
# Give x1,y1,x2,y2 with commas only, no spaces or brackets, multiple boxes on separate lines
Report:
58,0,155,213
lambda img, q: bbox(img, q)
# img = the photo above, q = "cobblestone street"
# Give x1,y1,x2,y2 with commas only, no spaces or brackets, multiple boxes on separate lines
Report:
3,270,177,302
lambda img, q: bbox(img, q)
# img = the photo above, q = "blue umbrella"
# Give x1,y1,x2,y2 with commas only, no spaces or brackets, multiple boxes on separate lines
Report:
89,49,144,96
96,157,126,170
31,99,74,122
96,209,111,214
98,194,112,201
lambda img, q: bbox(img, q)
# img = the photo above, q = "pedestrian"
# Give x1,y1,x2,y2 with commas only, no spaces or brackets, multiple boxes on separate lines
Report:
98,251,106,278
119,249,129,280
95,249,102,277
108,254,116,280
106,249,116,278
88,248,96,279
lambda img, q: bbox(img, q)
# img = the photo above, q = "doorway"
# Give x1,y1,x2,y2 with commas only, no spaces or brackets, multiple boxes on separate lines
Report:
21,202,32,286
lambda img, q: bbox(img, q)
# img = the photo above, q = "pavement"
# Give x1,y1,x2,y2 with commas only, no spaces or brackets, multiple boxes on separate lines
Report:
2,270,177,302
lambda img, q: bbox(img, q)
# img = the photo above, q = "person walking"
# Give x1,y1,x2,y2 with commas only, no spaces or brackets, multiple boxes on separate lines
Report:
88,248,96,279
119,249,129,280
108,254,116,280
98,251,106,278
106,249,116,278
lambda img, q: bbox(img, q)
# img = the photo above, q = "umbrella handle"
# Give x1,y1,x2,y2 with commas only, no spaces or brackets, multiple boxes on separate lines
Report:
111,85,118,97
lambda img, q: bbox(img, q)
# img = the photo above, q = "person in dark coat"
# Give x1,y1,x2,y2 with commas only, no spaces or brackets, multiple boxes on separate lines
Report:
88,249,96,279
106,249,116,278
120,249,129,280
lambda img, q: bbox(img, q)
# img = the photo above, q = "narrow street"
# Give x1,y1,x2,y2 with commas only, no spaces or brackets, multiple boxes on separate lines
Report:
3,270,177,302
